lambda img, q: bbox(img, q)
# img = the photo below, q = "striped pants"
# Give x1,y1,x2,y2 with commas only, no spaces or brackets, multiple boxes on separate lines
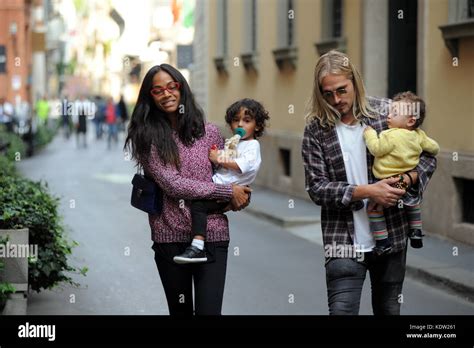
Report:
368,204,422,241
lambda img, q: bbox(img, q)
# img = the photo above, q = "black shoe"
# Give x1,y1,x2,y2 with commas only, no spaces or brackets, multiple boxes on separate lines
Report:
173,245,208,264
409,229,424,249
373,244,393,256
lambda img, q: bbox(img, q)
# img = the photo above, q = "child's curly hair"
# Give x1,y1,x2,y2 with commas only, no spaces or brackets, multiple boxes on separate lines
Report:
224,98,270,139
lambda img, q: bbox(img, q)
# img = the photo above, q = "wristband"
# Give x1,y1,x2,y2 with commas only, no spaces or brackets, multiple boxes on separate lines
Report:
405,172,414,187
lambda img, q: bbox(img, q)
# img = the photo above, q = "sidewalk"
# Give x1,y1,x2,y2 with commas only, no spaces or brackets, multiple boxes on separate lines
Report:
246,186,474,303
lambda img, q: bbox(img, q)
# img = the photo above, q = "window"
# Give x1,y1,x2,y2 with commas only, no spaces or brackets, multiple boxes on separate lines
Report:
332,0,342,38
214,0,228,74
251,0,257,52
315,0,346,56
439,0,474,57
455,178,474,224
272,0,298,70
279,148,291,177
217,0,228,57
241,0,258,72
287,0,294,46
276,0,296,47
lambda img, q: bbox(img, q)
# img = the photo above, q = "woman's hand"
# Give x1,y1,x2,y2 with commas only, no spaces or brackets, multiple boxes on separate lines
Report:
230,184,252,211
369,177,406,208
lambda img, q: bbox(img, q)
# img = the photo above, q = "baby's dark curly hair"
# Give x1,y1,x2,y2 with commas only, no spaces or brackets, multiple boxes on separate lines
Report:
224,98,270,139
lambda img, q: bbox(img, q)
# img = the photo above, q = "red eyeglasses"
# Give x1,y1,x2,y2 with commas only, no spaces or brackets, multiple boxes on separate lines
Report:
150,82,181,96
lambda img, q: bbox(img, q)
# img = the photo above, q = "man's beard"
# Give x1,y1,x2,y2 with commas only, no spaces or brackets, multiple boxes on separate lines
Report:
335,106,348,118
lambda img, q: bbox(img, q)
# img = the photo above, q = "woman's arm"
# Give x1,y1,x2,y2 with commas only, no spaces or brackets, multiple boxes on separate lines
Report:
144,145,233,201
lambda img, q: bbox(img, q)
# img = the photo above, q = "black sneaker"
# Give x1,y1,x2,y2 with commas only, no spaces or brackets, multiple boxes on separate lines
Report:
173,245,208,264
409,229,424,249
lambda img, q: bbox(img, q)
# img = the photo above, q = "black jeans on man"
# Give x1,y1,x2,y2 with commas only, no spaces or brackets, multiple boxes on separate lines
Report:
325,246,407,315
152,241,229,315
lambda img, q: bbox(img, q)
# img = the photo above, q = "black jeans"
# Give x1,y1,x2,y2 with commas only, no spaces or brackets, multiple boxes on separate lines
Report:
325,246,407,315
191,200,228,238
152,241,229,315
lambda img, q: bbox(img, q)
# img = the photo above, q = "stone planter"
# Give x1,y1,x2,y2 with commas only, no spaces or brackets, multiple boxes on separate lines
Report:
1,293,27,315
0,228,29,315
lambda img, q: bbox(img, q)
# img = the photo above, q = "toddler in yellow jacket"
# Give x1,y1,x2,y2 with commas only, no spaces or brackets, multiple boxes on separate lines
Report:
364,91,439,255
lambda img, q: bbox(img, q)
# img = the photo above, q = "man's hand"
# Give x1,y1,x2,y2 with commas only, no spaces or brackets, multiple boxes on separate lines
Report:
369,177,406,208
364,125,374,133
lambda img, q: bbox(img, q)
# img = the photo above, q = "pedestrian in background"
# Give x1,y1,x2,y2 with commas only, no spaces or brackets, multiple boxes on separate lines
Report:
35,95,50,127
61,95,72,139
105,97,118,149
0,97,15,132
93,95,106,140
74,96,88,148
118,94,129,133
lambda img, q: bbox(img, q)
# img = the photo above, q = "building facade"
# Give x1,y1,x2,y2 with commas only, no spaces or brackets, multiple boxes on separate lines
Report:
193,0,474,246
0,0,33,104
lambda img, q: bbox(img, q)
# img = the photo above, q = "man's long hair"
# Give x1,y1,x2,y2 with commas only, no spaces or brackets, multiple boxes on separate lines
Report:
305,50,377,128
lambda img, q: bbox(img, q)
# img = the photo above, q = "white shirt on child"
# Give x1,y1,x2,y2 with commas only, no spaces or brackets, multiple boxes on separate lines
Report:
212,139,261,186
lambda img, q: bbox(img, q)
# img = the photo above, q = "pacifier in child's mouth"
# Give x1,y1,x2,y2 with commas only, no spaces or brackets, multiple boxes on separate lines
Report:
234,128,246,138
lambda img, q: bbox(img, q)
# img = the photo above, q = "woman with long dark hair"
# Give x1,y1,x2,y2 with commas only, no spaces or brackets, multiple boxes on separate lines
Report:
124,64,251,315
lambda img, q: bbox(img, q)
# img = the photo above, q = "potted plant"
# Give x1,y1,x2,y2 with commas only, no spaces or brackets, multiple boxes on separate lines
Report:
0,236,17,313
0,155,86,296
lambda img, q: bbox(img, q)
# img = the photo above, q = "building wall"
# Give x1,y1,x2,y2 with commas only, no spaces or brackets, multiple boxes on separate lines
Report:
362,0,388,97
207,0,320,197
205,0,474,245
191,0,209,112
345,0,362,69
0,0,32,103
419,0,474,245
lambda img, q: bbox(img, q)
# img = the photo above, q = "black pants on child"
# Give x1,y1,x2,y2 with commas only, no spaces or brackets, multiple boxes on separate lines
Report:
191,200,228,238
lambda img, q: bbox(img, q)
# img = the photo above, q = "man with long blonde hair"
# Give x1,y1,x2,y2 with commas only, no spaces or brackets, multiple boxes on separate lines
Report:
301,50,437,315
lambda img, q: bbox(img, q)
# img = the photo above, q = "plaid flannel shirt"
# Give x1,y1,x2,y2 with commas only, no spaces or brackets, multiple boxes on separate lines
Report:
301,96,437,254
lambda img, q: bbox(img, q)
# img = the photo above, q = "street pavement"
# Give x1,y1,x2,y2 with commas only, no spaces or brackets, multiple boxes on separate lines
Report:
16,124,474,315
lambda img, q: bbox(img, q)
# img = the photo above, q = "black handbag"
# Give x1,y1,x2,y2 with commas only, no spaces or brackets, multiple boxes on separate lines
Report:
130,167,163,215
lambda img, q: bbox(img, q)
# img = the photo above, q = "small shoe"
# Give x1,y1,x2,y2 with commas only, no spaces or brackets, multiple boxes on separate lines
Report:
409,229,424,249
408,229,424,239
173,245,208,264
373,244,393,256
